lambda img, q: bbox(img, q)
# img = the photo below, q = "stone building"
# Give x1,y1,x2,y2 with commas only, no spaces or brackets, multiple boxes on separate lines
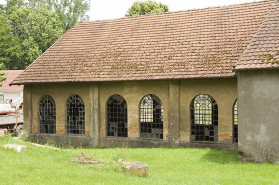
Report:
11,0,279,162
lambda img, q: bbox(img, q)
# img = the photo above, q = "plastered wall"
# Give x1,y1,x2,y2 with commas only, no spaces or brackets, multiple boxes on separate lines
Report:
179,79,237,144
23,78,237,148
24,83,93,135
238,70,279,163
99,80,169,140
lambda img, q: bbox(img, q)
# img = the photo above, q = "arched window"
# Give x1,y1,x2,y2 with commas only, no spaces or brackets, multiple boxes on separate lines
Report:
140,94,163,139
39,95,56,134
66,95,85,134
190,94,218,142
106,95,127,137
233,100,238,143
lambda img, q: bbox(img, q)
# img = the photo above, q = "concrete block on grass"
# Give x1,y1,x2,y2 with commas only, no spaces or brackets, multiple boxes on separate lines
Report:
122,161,148,177
4,144,28,152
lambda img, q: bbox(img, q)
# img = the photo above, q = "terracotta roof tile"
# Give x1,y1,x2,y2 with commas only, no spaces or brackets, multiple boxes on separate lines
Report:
235,1,279,70
11,0,275,85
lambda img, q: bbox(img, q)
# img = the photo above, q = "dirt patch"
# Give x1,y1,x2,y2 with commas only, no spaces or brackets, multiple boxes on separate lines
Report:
72,152,102,165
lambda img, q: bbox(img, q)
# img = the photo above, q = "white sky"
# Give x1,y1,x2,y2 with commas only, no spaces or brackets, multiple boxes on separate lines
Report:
89,0,263,20
0,0,263,21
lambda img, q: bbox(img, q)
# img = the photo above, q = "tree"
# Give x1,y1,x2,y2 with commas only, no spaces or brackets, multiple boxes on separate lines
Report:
0,15,6,85
19,4,63,52
0,64,7,87
0,0,90,70
0,10,12,64
1,1,64,69
5,1,63,52
126,0,169,17
53,0,90,31
0,9,22,69
28,0,90,32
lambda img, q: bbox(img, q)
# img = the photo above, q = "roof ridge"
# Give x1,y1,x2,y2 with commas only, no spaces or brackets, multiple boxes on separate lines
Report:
83,0,275,22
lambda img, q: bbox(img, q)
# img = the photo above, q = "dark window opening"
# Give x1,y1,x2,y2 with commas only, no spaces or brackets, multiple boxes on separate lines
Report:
106,95,127,137
39,95,56,134
190,94,218,142
66,95,85,134
233,100,238,143
140,94,163,139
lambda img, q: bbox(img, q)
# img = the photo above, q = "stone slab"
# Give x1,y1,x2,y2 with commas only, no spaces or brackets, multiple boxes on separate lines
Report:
4,144,28,152
122,161,148,177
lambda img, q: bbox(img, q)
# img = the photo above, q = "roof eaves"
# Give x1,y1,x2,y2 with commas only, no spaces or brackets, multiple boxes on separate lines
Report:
10,75,237,85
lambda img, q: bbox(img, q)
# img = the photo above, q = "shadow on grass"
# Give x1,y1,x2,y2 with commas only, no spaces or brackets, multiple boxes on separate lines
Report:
200,149,238,164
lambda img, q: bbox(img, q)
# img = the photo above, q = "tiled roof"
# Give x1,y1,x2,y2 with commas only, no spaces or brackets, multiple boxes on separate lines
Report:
11,0,275,85
235,1,279,70
0,70,23,91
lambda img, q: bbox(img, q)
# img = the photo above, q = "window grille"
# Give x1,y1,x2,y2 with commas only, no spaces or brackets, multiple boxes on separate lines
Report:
39,95,56,134
233,100,238,143
190,94,218,142
106,95,128,137
140,94,163,139
66,94,85,134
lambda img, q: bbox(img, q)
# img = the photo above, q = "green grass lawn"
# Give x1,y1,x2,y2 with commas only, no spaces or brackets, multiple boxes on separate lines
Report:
0,135,278,185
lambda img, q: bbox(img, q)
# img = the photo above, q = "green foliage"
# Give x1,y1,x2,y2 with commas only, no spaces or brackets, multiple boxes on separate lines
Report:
54,0,90,31
0,0,90,70
21,4,63,52
126,0,169,17
0,9,22,69
2,4,60,69
4,0,25,16
28,0,90,32
0,10,11,64
0,63,7,87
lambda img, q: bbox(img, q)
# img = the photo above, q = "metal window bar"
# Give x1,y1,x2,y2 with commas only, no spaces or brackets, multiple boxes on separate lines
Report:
106,95,128,137
233,100,238,143
190,94,218,142
39,95,56,134
66,95,85,134
140,95,163,139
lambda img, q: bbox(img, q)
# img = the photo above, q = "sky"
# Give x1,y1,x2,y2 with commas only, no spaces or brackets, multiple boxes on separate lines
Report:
0,0,263,21
89,0,262,21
